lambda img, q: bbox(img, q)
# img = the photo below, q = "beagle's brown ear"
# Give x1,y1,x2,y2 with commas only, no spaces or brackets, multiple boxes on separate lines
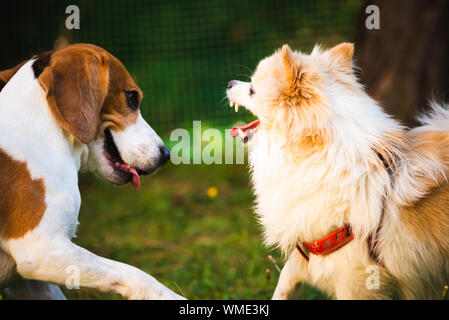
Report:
36,48,109,144
0,59,30,90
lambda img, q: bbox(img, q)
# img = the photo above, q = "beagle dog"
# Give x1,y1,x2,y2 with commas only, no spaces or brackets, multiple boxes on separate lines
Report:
0,43,184,300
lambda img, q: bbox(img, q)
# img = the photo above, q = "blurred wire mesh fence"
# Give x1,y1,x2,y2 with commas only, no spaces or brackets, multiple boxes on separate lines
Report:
1,0,362,135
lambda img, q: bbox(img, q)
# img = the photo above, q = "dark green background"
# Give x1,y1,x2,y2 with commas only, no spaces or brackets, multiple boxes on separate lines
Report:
1,0,362,135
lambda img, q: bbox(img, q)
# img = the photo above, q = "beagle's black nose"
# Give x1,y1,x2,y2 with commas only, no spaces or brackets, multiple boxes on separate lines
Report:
227,80,237,89
159,146,170,164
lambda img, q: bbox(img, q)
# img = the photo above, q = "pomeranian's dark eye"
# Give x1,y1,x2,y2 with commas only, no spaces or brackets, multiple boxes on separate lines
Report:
125,90,139,111
249,86,255,96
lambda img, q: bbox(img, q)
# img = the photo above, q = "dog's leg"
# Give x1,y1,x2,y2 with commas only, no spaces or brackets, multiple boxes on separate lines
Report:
7,237,185,300
272,250,307,300
3,279,66,300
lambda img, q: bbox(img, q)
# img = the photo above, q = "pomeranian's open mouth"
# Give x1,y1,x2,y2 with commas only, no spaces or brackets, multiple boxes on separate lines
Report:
230,120,260,144
228,101,260,144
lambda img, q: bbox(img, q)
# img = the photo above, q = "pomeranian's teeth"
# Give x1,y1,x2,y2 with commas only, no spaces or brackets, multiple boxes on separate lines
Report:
230,102,234,108
235,104,239,112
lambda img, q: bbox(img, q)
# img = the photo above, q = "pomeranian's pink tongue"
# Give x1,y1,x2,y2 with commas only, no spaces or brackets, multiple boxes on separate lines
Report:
230,120,260,138
129,167,140,190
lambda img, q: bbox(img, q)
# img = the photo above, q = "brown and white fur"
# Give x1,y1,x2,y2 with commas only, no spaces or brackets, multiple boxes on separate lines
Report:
226,43,449,299
0,44,184,299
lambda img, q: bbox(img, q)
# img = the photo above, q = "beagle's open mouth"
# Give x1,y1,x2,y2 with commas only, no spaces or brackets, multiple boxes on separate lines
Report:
103,129,142,190
228,101,260,144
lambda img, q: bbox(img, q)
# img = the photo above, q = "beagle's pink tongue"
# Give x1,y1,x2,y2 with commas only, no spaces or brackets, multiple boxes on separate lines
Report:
129,167,140,190
114,162,140,190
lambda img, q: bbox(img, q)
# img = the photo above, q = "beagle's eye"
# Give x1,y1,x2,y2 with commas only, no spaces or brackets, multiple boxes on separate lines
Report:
125,90,139,111
249,85,255,96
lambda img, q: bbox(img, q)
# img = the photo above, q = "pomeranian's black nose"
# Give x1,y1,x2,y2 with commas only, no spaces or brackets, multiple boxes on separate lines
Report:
227,80,237,89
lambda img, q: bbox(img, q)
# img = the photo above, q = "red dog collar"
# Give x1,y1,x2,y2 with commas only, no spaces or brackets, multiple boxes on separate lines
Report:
296,225,354,261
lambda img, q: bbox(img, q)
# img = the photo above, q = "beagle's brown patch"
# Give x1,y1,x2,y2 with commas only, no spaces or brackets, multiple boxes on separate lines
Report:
99,54,140,132
36,45,110,144
0,149,46,239
34,44,141,144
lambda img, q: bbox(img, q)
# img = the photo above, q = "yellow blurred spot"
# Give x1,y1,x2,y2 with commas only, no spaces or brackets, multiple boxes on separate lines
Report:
206,186,218,198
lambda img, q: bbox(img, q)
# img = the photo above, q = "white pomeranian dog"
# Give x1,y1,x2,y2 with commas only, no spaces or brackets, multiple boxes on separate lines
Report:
226,43,449,299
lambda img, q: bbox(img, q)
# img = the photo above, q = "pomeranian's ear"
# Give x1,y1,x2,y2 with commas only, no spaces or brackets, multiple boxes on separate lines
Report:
329,43,354,67
281,44,299,85
281,44,320,100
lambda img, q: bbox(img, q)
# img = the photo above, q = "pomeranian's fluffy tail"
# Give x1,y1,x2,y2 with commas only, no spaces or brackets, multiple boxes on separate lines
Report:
416,102,449,132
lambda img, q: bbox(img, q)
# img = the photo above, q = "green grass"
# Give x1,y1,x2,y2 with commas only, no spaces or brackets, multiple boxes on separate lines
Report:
62,163,327,300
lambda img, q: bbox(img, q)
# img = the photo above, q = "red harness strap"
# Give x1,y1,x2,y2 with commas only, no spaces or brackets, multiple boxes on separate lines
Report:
296,224,354,261
295,152,394,262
